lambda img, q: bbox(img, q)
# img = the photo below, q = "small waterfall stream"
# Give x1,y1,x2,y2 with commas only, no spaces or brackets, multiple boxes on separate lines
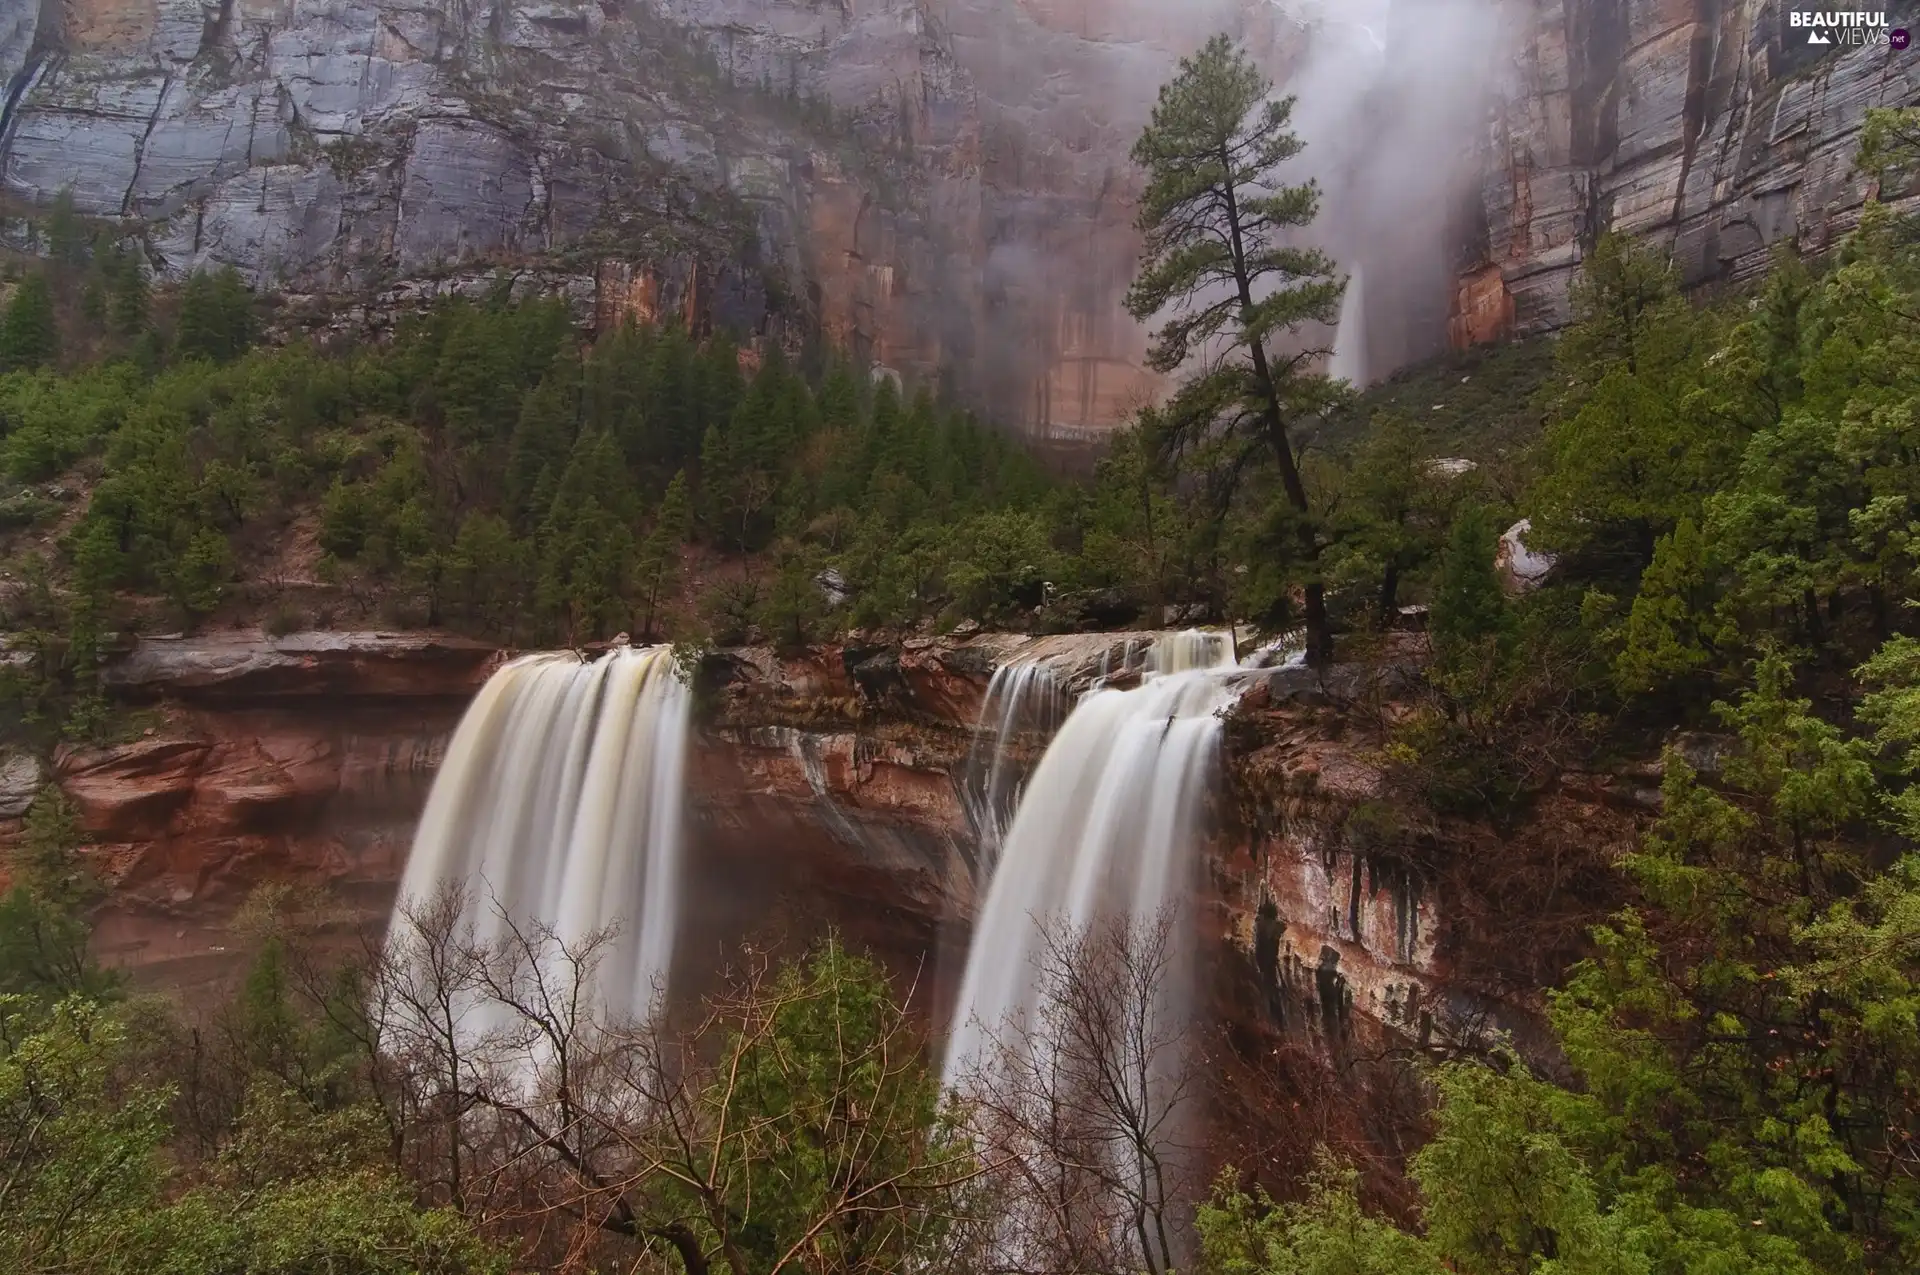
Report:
942,631,1239,1086
388,645,691,1031
1329,265,1367,387
959,658,1068,877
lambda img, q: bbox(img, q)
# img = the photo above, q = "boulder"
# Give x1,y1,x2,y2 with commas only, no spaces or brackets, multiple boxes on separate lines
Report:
1496,519,1557,593
0,749,42,819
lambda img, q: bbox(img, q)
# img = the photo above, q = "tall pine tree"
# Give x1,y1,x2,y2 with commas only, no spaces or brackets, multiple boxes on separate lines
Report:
0,272,60,371
1124,34,1346,665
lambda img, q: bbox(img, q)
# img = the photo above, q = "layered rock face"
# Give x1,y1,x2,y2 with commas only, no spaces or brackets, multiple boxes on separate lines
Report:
1475,0,1920,334
23,628,1144,992
39,633,498,985
7,624,1609,1059
4,0,1916,418
0,0,1207,434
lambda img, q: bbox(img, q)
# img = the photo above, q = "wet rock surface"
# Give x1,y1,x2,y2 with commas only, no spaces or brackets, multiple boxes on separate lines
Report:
16,627,1177,987
11,2,1893,429
103,631,502,701
1478,2,1920,335
6,625,1652,1059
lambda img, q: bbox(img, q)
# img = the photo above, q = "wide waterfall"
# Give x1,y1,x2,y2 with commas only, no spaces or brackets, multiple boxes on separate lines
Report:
388,645,691,1031
942,630,1238,1086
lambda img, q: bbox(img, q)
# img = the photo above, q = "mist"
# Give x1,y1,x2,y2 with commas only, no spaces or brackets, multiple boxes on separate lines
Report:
931,0,1511,428
1262,0,1514,385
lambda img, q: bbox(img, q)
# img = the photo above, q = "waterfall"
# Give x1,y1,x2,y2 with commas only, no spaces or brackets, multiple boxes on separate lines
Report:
959,658,1068,878
942,630,1238,1087
1329,266,1366,387
388,645,691,1035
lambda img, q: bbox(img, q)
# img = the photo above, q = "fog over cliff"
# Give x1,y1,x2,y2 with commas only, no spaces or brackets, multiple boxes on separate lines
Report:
1275,0,1512,384
939,0,1512,402
2,0,1910,430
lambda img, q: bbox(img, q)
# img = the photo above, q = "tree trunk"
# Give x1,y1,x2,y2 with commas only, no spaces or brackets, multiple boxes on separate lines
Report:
1377,561,1400,630
1219,149,1331,667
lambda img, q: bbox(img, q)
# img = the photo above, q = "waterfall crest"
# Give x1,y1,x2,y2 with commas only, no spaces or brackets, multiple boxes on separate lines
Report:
389,645,691,1028
942,631,1238,1087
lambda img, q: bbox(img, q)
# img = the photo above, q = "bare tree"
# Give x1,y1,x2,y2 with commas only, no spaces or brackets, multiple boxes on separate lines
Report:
955,910,1200,1275
381,882,491,1209
588,943,998,1275
372,906,997,1275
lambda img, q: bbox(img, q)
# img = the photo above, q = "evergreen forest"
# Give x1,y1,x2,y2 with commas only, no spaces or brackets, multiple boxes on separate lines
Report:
3,34,1920,1275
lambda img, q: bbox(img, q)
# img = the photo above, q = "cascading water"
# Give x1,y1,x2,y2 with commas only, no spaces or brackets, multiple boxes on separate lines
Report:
388,645,691,1036
959,658,1068,877
1329,265,1367,387
942,630,1239,1086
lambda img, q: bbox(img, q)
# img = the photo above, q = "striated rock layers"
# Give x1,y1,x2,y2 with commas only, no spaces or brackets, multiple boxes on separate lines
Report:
1472,0,1920,335
0,0,1220,436
0,624,1654,1062
42,632,499,986
8,0,1911,422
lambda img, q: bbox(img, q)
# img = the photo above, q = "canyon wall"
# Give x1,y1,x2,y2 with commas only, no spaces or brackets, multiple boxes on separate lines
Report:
0,625,1643,1057
1473,0,1920,335
6,0,1912,424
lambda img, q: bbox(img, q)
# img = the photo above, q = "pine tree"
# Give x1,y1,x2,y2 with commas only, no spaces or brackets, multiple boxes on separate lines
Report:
449,511,528,637
169,527,235,621
506,359,582,527
587,321,655,469
1428,504,1510,661
537,429,636,642
1330,415,1450,628
1531,233,1718,571
108,247,149,338
1613,516,1732,695
0,272,60,371
647,323,700,472
432,307,520,446
697,333,745,457
174,267,256,364
44,188,89,269
1124,34,1346,665
633,471,692,640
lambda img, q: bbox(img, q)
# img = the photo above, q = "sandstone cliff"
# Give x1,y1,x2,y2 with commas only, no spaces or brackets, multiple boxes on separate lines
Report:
1472,0,1920,335
7,1,1910,423
0,624,1655,1066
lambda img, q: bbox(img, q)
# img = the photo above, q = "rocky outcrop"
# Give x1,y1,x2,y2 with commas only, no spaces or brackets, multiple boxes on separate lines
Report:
23,626,1155,987
103,631,501,701
31,632,490,982
0,746,40,819
1216,659,1643,1056
5,623,1647,1061
1473,1,1920,335
0,0,1189,434
7,0,1911,420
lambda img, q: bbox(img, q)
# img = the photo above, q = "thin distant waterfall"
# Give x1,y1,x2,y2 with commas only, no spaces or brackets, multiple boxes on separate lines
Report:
388,645,691,1035
1330,266,1367,387
942,630,1238,1086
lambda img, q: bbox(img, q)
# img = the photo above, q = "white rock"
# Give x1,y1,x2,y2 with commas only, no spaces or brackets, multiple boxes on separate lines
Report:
1496,518,1556,594
0,749,43,820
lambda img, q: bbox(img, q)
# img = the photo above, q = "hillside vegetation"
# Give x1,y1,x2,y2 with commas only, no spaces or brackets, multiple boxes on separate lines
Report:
1,33,1920,1275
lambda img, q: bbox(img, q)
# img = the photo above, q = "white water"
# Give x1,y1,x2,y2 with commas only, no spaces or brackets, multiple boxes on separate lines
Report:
959,658,1068,878
1329,266,1366,387
388,645,691,1038
942,631,1239,1087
